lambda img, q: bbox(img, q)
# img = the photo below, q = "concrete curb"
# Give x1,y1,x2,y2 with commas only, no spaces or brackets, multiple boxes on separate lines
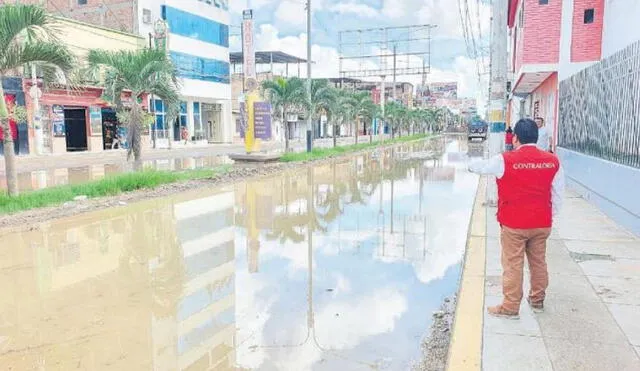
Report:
446,176,487,371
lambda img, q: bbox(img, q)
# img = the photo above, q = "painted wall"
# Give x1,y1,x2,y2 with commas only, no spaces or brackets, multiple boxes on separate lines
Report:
521,0,563,65
54,16,145,66
601,0,640,58
559,0,597,80
570,0,604,62
558,148,640,236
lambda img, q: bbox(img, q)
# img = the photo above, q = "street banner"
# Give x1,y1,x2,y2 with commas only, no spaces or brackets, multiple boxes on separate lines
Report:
52,105,65,137
242,9,257,92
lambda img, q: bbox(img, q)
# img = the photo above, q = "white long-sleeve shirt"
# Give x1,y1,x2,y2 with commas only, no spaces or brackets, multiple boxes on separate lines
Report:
469,144,565,217
537,126,552,151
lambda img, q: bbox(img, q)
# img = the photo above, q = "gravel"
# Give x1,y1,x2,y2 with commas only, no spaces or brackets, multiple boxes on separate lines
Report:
412,295,457,371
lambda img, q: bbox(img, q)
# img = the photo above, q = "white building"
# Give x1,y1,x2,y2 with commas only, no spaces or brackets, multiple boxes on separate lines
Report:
138,0,233,145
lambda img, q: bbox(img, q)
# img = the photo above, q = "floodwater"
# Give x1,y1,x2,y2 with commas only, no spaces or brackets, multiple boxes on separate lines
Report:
0,136,481,371
0,156,233,191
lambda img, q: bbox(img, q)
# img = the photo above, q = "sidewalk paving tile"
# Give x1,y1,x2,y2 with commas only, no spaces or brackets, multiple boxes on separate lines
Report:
607,304,640,346
544,338,640,371
482,333,552,371
546,273,601,302
588,276,640,305
484,295,542,337
578,259,640,278
563,240,640,260
536,296,631,345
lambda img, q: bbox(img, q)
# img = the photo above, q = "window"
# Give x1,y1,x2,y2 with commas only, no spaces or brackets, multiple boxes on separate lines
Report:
78,0,87,5
539,0,548,4
142,9,152,24
153,99,165,130
179,102,188,127
584,8,595,24
193,102,203,139
161,6,229,47
170,51,230,84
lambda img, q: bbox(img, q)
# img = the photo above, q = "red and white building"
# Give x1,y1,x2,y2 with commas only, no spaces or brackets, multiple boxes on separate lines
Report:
505,0,640,148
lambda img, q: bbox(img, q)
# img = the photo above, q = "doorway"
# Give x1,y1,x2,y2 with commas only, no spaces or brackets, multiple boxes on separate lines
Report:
202,103,222,143
64,108,88,152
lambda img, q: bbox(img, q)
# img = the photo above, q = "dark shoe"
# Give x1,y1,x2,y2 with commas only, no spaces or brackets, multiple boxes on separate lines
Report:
487,305,520,320
527,298,544,313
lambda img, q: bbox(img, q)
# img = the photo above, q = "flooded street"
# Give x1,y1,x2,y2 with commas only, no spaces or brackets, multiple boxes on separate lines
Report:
0,156,233,191
0,137,482,370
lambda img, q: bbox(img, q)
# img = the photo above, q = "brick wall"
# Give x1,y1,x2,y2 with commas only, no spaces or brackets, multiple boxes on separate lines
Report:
571,0,604,62
521,0,562,65
14,0,136,33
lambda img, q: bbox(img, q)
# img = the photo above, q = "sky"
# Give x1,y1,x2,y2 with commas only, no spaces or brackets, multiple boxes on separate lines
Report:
228,0,491,108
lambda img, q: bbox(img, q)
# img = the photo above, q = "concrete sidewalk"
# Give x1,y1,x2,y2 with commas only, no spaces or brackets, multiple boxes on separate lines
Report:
449,179,640,370
0,136,362,174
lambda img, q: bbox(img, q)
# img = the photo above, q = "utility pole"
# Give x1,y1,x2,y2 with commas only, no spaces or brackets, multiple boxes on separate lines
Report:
306,0,313,153
392,44,397,102
487,0,508,205
30,64,43,155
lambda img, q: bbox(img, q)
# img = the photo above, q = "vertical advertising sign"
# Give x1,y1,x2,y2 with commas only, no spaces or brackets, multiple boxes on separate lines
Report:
253,102,272,140
242,9,257,92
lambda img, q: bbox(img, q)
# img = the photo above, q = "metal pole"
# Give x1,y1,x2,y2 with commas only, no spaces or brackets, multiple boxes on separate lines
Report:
392,44,397,102
306,0,313,152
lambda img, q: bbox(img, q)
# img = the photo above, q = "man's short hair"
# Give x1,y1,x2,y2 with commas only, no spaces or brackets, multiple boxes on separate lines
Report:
514,118,539,144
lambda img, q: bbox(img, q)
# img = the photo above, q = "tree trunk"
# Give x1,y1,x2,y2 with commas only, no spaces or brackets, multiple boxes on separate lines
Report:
0,82,18,196
333,121,337,148
283,110,290,152
355,119,359,145
127,102,144,165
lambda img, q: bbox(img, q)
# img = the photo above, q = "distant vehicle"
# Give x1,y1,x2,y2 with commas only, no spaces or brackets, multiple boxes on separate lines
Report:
468,120,488,141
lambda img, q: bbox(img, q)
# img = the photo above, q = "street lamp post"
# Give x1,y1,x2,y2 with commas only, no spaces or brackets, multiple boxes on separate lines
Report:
306,0,312,153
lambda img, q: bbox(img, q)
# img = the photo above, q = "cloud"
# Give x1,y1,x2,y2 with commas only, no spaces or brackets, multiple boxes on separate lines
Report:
382,0,490,40
230,0,276,14
274,0,327,28
330,2,379,18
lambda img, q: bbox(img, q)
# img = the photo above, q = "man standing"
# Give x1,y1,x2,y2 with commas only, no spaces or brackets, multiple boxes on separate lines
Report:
535,117,552,152
469,118,565,319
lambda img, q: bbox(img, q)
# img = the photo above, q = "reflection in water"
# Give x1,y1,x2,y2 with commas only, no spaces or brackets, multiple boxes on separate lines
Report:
0,136,479,370
0,156,232,191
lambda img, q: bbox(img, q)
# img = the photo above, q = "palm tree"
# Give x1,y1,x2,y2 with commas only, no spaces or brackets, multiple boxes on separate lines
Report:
261,77,306,152
349,91,376,145
0,4,75,196
307,79,334,139
87,48,180,165
327,88,351,148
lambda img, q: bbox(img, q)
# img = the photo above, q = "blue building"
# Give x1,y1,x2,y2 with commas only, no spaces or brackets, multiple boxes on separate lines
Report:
138,0,232,145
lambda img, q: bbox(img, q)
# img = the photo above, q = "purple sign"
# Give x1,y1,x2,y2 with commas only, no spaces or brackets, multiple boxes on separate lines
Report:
253,102,272,140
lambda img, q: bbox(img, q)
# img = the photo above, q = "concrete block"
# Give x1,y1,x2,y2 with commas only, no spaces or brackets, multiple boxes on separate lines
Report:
536,297,630,345
564,240,640,260
482,333,552,371
579,259,640,278
544,337,640,371
484,295,542,337
588,276,640,305
607,304,640,346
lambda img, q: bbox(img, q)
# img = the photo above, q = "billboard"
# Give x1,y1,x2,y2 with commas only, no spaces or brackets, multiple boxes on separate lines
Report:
417,82,458,105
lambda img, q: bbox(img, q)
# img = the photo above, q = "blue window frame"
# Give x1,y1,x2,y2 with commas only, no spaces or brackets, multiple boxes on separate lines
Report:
170,51,230,84
161,6,229,47
154,99,165,130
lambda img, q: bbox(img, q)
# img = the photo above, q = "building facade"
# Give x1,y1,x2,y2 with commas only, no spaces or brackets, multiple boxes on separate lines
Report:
139,0,232,145
19,0,233,146
506,0,607,149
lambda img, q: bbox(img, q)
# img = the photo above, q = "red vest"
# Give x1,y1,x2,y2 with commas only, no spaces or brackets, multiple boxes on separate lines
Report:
496,145,559,229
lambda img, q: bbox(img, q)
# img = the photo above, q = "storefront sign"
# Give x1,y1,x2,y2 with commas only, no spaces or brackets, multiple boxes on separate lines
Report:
242,9,257,92
253,102,272,140
52,105,65,137
89,106,102,136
